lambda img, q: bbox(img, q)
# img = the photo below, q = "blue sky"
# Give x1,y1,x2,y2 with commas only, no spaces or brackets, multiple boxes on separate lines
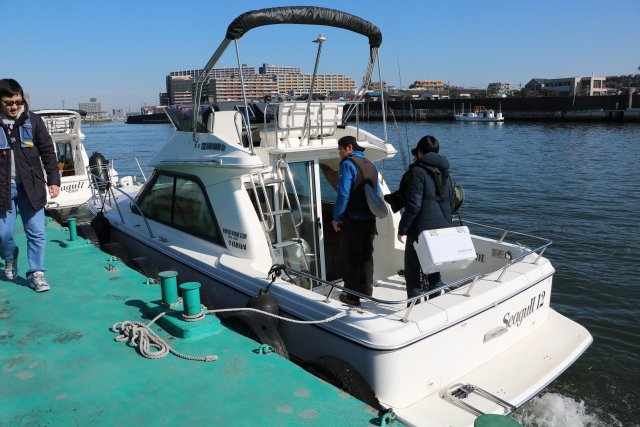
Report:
3,0,638,112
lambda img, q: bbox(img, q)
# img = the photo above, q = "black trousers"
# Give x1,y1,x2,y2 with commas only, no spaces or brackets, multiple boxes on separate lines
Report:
339,217,376,297
405,238,441,299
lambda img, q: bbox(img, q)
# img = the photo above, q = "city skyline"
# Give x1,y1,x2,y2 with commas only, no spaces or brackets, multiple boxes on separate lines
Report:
5,0,638,111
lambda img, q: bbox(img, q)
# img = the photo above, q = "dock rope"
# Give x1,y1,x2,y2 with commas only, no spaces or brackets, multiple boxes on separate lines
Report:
111,311,218,362
111,307,351,362
204,307,351,324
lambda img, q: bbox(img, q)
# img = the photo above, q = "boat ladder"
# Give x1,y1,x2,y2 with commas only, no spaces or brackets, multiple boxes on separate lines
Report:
249,159,311,277
440,383,516,416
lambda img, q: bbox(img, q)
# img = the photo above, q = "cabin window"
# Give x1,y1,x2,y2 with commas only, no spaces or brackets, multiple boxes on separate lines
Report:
135,172,224,245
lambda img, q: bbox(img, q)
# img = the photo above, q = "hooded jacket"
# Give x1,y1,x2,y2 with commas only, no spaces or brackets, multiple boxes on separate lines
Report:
398,152,453,240
0,110,60,211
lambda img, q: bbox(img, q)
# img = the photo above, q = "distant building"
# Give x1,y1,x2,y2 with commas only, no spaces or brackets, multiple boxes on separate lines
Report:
409,80,449,90
259,64,301,75
525,76,607,96
165,64,355,103
79,97,108,120
167,75,193,105
487,82,510,97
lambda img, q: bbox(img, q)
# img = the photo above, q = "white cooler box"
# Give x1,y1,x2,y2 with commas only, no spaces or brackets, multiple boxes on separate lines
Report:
413,226,476,273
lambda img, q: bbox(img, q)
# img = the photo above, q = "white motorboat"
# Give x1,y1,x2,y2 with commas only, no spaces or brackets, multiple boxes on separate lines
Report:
86,7,591,426
455,105,504,122
36,109,138,221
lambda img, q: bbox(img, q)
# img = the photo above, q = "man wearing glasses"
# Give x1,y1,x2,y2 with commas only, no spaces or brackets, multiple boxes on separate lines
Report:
0,78,60,292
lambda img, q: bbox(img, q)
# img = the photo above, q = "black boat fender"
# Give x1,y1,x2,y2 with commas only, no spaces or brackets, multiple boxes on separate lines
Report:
306,355,380,410
88,152,111,192
90,211,111,246
247,287,279,327
220,311,289,359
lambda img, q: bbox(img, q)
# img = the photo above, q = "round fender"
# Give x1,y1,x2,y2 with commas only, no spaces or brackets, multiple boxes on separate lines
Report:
220,311,289,359
129,257,160,281
306,355,380,410
101,242,130,264
90,212,111,246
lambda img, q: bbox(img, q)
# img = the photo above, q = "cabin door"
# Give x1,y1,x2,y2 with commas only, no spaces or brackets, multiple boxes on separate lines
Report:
281,161,325,280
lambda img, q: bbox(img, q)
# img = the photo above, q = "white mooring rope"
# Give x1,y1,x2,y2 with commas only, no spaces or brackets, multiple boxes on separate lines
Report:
112,307,352,362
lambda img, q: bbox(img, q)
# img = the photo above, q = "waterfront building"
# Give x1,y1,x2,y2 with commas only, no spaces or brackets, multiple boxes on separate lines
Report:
167,75,193,105
487,82,510,97
526,76,607,96
164,64,355,103
259,63,301,75
79,97,108,121
209,76,279,102
275,73,355,98
409,80,450,90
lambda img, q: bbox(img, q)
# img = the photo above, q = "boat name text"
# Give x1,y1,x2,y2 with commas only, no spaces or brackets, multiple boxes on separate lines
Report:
61,181,86,193
502,291,545,328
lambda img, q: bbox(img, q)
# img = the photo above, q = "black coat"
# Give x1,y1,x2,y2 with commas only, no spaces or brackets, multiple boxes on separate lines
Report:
0,111,60,211
398,152,453,241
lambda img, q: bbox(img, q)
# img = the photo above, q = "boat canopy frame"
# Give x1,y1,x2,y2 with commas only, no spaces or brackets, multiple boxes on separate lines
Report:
191,6,386,148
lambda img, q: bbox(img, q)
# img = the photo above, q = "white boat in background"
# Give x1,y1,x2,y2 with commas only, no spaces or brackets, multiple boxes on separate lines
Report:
455,105,504,122
36,109,139,222
86,7,590,426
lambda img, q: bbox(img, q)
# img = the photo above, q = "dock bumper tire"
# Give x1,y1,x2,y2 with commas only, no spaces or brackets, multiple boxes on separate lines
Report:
306,355,380,410
220,311,289,359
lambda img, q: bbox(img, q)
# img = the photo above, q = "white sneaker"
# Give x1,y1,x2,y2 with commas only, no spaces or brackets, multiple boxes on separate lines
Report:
4,259,17,280
28,271,50,292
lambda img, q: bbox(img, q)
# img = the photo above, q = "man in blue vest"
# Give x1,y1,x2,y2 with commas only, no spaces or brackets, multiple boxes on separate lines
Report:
0,78,60,292
331,136,379,306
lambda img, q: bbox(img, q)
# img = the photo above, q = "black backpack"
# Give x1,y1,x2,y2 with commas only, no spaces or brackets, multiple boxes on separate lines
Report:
418,164,464,215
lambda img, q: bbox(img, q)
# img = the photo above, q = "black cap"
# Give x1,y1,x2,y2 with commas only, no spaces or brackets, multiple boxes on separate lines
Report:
338,135,365,152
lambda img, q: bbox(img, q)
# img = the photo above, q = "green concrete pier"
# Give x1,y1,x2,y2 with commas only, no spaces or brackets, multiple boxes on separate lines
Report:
0,218,382,426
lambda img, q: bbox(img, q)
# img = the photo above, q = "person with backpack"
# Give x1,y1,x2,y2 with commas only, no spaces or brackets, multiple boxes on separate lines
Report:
331,136,379,306
397,135,454,302
0,78,60,292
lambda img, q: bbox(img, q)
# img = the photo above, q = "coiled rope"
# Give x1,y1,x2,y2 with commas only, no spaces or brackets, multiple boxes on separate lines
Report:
111,311,218,362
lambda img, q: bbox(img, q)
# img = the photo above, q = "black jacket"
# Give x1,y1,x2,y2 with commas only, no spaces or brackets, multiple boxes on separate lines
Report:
0,111,60,211
398,152,453,240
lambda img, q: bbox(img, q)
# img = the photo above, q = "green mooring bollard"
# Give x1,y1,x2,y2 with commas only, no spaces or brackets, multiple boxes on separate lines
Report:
159,271,179,305
67,217,78,241
179,282,202,316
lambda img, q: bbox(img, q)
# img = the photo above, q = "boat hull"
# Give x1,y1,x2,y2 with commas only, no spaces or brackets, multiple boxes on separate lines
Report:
105,222,591,426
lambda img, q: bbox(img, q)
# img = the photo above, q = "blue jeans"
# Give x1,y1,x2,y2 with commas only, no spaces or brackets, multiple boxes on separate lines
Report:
0,183,46,276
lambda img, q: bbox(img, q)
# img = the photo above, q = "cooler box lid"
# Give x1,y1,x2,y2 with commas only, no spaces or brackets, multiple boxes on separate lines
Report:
413,226,476,273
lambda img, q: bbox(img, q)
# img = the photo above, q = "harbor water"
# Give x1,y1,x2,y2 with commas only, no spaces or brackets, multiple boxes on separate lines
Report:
82,120,639,426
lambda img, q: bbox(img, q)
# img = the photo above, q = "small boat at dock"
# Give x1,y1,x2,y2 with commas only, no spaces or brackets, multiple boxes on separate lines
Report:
86,6,591,426
455,105,504,122
36,109,139,222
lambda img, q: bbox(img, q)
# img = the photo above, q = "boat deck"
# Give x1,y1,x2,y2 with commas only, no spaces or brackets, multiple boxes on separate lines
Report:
0,218,380,426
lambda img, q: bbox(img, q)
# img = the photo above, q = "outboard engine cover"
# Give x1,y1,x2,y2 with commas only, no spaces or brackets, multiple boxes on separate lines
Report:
88,152,111,192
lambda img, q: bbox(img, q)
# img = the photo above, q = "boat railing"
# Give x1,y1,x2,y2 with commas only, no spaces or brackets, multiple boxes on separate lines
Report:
88,170,155,239
261,101,358,149
270,220,552,320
